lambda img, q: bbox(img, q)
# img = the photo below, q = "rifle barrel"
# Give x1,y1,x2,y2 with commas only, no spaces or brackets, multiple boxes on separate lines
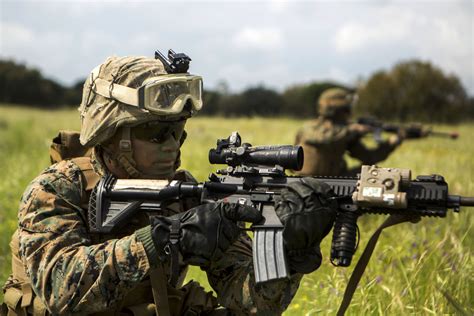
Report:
429,131,459,139
460,196,474,206
448,195,474,207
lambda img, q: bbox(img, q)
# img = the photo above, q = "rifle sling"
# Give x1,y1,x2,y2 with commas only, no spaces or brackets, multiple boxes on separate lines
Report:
337,214,418,316
150,264,171,316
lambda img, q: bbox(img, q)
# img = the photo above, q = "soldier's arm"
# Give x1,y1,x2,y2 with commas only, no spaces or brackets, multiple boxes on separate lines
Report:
206,233,303,315
17,163,152,314
347,136,398,165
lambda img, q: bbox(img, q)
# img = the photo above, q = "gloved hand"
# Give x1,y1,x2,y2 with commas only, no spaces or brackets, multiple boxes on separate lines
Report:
150,202,261,268
388,133,404,146
275,178,337,274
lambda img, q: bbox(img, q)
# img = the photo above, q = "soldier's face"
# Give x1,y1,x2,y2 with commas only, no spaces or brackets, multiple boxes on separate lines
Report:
131,134,180,179
333,107,352,123
131,121,186,179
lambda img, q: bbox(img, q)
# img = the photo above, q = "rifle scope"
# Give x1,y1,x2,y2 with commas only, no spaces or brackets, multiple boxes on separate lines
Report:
209,145,304,171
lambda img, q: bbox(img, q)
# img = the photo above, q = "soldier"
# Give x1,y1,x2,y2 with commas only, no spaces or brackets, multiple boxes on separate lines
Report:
295,88,403,177
2,55,337,315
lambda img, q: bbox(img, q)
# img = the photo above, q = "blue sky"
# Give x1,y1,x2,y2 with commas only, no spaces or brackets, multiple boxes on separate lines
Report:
1,0,473,94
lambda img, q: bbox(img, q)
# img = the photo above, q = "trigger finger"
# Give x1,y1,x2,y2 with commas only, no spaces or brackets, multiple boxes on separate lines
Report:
224,203,262,223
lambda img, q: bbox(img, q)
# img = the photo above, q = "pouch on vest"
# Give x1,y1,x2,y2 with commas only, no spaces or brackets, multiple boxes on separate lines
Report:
50,130,93,164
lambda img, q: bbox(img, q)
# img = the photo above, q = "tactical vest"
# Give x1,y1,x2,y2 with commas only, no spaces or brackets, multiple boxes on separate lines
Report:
2,131,219,316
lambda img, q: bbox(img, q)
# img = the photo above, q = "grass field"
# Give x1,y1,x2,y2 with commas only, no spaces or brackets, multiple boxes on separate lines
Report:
0,105,472,315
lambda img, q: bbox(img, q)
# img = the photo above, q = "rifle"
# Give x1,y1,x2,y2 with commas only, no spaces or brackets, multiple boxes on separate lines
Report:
357,116,459,141
88,132,473,287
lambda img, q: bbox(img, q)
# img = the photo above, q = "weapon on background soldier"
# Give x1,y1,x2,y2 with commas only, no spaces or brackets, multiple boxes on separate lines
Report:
356,116,459,143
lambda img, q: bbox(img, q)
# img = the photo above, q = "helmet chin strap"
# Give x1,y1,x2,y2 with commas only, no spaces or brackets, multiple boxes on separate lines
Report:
173,130,187,171
100,127,144,178
115,127,146,178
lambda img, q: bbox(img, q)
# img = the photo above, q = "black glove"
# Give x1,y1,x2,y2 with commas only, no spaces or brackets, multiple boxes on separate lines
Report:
275,178,337,274
151,202,261,269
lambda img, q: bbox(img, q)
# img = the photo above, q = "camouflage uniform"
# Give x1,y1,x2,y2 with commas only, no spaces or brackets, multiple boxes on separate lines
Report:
295,88,400,177
3,150,302,315
2,56,303,315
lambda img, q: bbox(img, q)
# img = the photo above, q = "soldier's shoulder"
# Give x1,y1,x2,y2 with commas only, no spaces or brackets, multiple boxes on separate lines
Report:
19,160,86,217
22,160,86,200
298,119,327,135
300,119,323,130
44,159,87,182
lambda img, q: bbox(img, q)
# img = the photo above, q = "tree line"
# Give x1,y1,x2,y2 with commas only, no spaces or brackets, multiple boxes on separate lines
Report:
0,60,83,108
1,59,472,122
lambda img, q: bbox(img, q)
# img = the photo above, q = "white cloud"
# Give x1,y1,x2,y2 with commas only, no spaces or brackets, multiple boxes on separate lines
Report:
326,67,352,84
0,22,35,50
1,1,472,93
333,8,413,54
267,0,291,13
232,27,283,50
332,4,473,91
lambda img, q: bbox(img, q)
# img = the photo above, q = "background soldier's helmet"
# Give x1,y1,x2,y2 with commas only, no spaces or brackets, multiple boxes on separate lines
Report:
79,56,199,147
317,88,355,118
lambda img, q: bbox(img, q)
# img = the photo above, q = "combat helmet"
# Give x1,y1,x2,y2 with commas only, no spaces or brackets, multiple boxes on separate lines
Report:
78,53,203,177
318,88,356,118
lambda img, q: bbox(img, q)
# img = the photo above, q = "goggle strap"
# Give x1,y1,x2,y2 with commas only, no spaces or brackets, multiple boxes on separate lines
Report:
88,65,202,114
93,78,140,107
89,67,139,107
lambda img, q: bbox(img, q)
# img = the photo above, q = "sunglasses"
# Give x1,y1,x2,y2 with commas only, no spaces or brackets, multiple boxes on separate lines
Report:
131,120,186,144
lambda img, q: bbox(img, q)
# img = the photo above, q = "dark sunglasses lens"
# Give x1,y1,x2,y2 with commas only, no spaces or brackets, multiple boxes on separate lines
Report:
132,122,185,143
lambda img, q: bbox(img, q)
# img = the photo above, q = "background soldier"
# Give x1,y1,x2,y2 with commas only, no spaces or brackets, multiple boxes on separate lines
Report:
295,88,403,177
2,55,337,315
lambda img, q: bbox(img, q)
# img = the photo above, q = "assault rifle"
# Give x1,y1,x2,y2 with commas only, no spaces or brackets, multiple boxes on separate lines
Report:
88,132,473,287
357,116,459,142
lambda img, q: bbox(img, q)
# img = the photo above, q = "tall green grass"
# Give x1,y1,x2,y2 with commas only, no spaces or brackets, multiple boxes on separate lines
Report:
0,105,472,315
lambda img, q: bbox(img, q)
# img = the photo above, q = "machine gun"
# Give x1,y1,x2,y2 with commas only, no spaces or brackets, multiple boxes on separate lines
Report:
357,116,459,142
88,132,473,287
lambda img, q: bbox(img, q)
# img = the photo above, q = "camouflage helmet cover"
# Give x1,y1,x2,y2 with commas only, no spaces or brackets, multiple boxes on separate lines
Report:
318,88,354,117
79,56,187,147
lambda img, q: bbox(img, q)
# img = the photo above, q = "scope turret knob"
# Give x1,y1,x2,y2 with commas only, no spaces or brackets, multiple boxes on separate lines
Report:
236,147,246,156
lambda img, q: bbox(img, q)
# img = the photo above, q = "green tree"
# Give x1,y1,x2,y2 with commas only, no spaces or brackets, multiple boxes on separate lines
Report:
0,60,63,107
63,79,85,106
200,89,222,116
356,60,470,122
0,59,84,108
219,85,285,117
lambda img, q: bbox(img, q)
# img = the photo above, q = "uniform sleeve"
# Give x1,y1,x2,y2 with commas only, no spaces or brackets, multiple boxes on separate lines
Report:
347,138,397,165
17,167,151,314
206,233,303,315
